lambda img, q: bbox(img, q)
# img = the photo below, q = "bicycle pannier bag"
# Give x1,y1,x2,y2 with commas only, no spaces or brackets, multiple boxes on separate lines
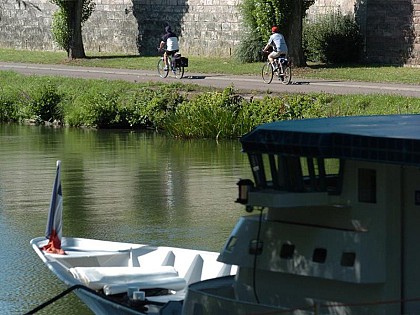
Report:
180,57,188,67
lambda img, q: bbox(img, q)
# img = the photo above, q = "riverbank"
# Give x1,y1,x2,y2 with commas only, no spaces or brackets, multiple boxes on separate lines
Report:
1,68,419,139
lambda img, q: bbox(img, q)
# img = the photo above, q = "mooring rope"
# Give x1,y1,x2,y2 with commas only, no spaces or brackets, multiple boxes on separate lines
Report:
24,284,95,314
25,283,167,314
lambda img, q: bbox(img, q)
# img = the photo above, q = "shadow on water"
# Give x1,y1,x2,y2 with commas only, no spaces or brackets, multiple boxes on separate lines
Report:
129,1,189,56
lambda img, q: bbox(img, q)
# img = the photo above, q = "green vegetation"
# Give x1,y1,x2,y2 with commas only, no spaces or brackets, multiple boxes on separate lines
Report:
49,0,95,58
1,71,419,139
0,49,419,139
236,0,314,63
0,48,419,84
51,9,71,53
303,12,362,63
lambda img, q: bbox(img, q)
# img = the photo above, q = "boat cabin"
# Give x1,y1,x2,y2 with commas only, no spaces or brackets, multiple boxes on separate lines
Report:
184,114,420,314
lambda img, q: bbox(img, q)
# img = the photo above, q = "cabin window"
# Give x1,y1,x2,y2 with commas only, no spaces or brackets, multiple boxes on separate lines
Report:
225,236,238,253
312,248,327,263
280,243,295,259
358,168,376,203
248,153,343,194
340,252,356,267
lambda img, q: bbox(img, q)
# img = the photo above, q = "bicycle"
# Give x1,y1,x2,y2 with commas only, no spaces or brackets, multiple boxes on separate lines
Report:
261,53,292,85
157,50,186,79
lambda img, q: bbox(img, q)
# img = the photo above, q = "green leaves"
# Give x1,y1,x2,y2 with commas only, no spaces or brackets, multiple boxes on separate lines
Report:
237,0,315,62
165,86,245,139
51,10,70,52
50,0,96,52
2,71,419,136
303,12,362,63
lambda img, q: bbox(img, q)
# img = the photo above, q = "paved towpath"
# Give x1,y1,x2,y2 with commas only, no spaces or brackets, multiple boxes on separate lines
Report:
1,62,419,97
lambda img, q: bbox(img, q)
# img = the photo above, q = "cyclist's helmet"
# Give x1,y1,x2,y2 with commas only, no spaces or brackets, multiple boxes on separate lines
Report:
271,26,279,33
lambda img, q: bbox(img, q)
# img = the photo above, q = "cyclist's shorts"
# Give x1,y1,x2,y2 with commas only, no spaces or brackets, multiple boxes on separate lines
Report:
269,51,287,59
166,50,179,56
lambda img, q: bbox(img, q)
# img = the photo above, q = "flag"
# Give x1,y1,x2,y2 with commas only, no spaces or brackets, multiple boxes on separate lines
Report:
42,160,65,255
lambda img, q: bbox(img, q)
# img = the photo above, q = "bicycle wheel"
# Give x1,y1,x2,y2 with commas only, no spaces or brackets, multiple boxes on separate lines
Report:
173,65,184,79
261,62,273,84
157,58,169,78
280,65,292,85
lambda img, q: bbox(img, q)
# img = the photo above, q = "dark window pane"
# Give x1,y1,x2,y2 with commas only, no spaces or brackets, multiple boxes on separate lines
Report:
312,248,327,263
341,252,356,267
280,243,295,259
358,168,376,203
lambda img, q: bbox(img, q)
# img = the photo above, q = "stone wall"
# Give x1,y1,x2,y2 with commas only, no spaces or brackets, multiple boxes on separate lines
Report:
415,0,420,65
0,0,418,65
307,0,355,18
364,0,419,65
0,0,56,50
128,0,242,57
307,0,420,65
0,0,242,57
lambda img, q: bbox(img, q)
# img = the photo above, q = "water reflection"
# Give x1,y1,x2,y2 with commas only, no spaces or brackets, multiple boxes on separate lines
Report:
0,124,250,314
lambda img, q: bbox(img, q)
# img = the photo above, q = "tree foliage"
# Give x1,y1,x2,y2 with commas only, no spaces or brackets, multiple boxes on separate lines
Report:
50,0,95,58
237,0,314,64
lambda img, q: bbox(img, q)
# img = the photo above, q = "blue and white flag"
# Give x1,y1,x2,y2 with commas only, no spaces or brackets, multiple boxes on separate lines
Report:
43,160,64,254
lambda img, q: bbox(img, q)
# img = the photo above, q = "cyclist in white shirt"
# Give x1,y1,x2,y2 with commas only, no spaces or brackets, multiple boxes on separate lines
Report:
159,26,180,71
263,26,288,71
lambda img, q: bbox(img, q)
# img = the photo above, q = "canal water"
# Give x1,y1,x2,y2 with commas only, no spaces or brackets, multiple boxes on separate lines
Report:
0,124,251,315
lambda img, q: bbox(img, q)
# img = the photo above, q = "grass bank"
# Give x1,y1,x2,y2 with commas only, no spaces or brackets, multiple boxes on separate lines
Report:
1,48,419,84
1,71,419,139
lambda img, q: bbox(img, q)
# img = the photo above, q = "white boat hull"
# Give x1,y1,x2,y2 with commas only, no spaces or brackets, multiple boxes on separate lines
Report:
31,236,236,315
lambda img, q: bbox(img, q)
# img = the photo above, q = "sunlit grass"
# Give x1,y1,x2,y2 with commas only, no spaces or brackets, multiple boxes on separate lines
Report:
1,48,419,85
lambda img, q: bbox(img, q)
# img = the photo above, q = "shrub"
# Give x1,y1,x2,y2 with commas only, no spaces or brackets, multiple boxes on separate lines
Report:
66,85,185,129
23,83,62,123
166,87,246,139
303,12,362,63
124,87,184,130
77,91,122,128
235,31,265,63
166,88,333,139
0,93,19,122
240,93,330,128
51,10,70,53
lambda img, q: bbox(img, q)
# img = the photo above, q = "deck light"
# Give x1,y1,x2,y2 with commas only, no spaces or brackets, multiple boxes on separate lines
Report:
236,179,254,205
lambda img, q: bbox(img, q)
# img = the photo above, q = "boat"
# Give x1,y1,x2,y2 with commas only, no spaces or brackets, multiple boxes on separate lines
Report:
182,114,420,314
30,161,237,315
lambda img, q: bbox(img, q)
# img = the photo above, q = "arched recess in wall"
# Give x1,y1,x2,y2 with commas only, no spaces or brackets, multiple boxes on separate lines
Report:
130,0,189,56
355,0,415,64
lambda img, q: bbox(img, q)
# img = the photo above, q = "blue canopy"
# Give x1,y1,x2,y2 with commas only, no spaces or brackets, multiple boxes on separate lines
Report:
240,114,420,166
